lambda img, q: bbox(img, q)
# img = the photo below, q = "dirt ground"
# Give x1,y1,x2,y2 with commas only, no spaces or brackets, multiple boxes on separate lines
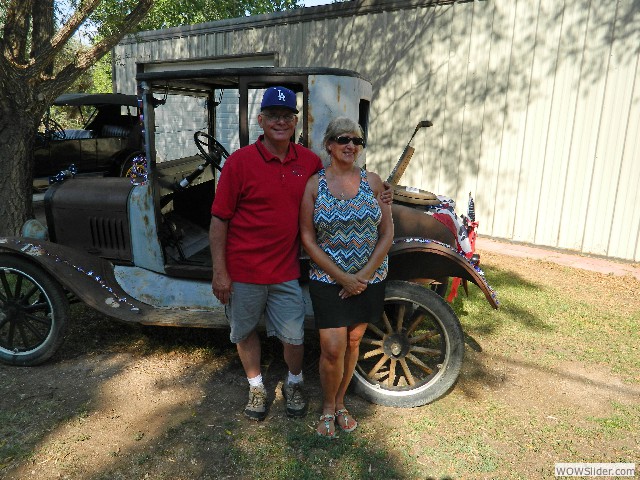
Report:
1,251,639,479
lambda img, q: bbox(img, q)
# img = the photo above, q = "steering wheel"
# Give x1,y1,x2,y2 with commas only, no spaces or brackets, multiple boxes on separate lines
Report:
42,116,66,140
194,131,229,172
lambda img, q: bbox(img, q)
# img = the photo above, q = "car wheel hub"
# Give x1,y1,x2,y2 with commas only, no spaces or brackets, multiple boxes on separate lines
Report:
3,303,19,321
383,333,410,359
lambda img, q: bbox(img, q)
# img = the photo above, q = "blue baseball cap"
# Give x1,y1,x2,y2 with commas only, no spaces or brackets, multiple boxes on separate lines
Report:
261,86,299,113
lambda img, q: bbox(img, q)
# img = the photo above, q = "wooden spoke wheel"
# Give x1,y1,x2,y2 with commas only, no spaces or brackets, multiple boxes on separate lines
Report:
352,280,464,407
0,255,69,366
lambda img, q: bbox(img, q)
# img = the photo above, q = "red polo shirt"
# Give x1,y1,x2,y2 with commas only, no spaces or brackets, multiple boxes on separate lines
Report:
211,136,323,284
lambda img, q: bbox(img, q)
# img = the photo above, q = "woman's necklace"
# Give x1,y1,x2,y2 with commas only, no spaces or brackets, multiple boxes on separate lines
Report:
328,167,359,200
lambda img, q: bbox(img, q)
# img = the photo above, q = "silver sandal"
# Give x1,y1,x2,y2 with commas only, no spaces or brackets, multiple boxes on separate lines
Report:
335,408,357,432
316,414,337,438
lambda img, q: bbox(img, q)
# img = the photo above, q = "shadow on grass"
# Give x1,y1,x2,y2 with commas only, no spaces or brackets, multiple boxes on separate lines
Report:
0,307,420,479
454,339,640,409
446,261,565,400
59,303,235,360
452,261,555,336
4,254,618,478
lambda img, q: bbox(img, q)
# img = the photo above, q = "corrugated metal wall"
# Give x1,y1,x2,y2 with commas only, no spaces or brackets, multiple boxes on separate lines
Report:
114,0,640,262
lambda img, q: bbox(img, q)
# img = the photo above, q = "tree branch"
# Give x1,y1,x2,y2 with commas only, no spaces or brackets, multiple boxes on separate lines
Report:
1,0,35,63
48,0,102,55
24,0,102,74
52,0,154,86
31,0,55,75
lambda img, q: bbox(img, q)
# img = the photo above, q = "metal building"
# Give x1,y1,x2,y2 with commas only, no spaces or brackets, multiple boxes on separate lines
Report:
114,0,640,262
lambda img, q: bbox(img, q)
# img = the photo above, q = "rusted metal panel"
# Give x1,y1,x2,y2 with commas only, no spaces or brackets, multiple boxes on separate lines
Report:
44,178,134,262
0,237,150,323
113,266,218,309
0,238,229,328
387,240,499,309
128,181,166,273
307,73,372,162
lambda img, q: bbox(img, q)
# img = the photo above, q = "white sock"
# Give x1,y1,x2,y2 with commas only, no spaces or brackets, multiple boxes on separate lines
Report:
287,371,303,384
248,374,263,388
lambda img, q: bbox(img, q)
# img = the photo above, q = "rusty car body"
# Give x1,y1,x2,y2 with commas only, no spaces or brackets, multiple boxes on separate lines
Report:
1,67,497,407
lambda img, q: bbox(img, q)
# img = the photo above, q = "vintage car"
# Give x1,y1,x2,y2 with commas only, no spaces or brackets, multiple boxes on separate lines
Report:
1,67,498,408
34,93,144,184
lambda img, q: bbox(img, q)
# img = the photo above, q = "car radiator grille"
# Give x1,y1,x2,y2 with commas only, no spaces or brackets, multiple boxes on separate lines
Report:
89,216,131,259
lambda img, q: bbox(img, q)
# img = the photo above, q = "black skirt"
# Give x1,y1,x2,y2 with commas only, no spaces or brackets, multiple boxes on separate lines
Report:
309,280,386,329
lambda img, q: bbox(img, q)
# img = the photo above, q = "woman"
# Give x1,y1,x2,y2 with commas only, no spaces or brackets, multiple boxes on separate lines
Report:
300,117,393,438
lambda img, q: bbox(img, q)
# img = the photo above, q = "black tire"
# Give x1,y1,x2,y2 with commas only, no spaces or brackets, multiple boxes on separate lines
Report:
0,254,69,366
352,280,464,407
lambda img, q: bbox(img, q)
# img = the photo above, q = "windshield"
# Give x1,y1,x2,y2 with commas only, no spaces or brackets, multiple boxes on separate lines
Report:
150,87,304,165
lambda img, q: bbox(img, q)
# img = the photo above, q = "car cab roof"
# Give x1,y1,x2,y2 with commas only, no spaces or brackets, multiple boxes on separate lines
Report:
53,93,139,108
135,66,366,94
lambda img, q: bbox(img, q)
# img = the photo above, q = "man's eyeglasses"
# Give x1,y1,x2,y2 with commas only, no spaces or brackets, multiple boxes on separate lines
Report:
331,136,366,147
262,112,297,123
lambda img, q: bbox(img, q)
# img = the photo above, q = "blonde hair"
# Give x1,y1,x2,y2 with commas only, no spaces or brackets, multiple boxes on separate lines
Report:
322,117,364,154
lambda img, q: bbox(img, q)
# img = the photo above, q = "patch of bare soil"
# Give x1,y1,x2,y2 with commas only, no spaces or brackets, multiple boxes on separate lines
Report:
1,330,333,479
1,252,639,479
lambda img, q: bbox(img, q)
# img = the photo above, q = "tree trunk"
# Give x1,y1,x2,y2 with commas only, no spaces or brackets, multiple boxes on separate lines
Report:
0,104,39,237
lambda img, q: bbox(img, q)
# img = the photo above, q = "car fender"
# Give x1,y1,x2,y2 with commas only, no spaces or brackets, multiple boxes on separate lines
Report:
388,237,499,308
111,148,142,165
0,237,227,326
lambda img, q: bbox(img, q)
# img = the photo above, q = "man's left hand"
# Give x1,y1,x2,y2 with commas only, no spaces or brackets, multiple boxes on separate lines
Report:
380,181,394,205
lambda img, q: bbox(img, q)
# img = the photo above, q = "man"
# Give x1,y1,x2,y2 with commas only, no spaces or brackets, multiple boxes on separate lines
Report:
209,86,321,421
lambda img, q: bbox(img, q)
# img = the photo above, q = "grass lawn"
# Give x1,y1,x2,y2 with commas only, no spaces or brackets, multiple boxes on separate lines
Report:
1,250,638,479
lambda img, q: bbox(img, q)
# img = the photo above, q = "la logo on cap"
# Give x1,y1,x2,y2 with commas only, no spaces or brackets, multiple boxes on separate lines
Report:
261,86,299,113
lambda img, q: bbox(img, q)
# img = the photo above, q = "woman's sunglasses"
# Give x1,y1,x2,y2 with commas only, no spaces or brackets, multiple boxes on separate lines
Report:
331,136,366,147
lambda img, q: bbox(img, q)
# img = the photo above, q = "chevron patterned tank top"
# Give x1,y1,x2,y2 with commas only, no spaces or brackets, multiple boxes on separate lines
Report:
309,168,388,284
